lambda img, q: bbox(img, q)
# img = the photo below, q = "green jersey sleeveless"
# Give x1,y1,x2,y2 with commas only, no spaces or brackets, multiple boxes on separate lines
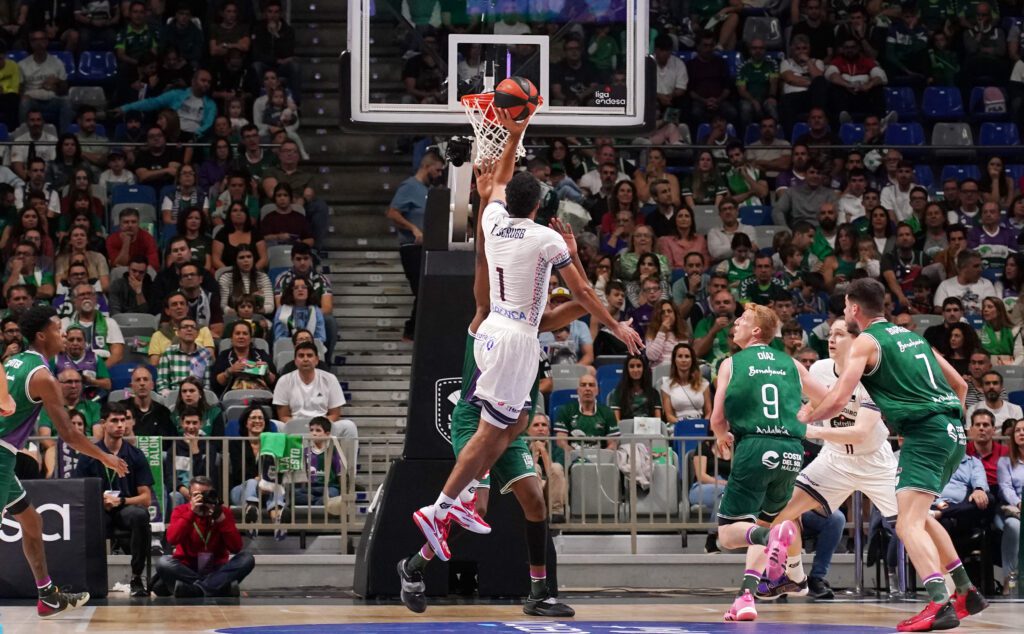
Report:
859,320,961,433
725,258,753,287
0,350,51,453
724,344,805,441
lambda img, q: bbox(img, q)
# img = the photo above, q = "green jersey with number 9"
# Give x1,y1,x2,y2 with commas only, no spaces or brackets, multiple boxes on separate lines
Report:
858,320,962,434
724,344,805,441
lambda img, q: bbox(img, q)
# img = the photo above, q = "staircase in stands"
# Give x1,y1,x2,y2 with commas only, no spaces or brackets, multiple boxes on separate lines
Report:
294,3,413,492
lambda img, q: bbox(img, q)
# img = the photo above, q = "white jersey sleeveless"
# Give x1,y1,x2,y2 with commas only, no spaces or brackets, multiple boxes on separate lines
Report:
808,358,888,456
482,200,571,331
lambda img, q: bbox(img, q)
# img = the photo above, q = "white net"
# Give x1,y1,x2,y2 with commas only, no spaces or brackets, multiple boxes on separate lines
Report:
460,93,528,166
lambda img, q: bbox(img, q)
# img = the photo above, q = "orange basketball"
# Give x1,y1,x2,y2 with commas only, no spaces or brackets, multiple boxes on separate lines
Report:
493,76,540,121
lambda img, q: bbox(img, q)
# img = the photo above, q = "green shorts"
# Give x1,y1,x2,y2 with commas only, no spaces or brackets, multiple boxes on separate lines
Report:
0,449,27,513
718,436,804,524
896,415,967,496
450,399,536,494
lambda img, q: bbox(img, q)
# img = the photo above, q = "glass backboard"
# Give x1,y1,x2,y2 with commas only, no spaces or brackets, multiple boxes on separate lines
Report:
342,0,654,135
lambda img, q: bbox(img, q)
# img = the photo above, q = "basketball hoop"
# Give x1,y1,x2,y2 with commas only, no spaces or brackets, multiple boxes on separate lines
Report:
460,92,542,165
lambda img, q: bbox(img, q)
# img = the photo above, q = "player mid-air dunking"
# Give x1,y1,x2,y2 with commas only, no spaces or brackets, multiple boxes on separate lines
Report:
397,161,584,616
1,305,129,618
412,109,642,564
799,278,988,632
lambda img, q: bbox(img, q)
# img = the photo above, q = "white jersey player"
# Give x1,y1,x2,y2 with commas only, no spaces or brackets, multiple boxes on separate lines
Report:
758,318,898,598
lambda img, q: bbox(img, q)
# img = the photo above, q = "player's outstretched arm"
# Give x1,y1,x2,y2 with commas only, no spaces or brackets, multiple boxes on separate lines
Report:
710,357,733,454
472,161,496,328
31,371,128,476
539,300,588,333
804,404,882,445
932,347,968,411
550,218,588,281
559,263,644,354
799,336,872,423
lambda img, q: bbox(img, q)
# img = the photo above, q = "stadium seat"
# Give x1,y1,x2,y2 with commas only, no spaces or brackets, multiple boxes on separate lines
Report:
109,363,157,390
939,164,981,183
1005,164,1024,185
885,87,918,119
883,123,925,149
111,184,157,207
66,123,107,136
796,313,827,333
914,165,934,189
978,122,1020,148
739,205,769,226
930,123,974,161
547,389,578,417
594,355,626,368
0,123,8,142
569,448,620,517
714,50,742,78
969,86,1009,122
268,245,294,269
744,123,761,145
1005,378,1024,394
551,365,588,379
6,50,28,62
1011,391,1024,411
912,314,943,335
741,16,783,49
753,224,787,247
674,50,696,63
221,389,274,409
673,419,710,464
789,122,809,144
68,86,107,111
1000,366,1024,378
693,205,721,233
112,312,158,338
839,123,864,146
695,123,737,144
921,86,964,120
552,376,581,392
76,51,117,84
52,51,76,79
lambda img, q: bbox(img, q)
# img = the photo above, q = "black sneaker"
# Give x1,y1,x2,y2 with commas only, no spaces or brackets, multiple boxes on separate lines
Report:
37,586,90,619
807,576,835,600
130,576,149,598
704,533,720,554
756,575,808,600
523,592,576,617
397,558,427,614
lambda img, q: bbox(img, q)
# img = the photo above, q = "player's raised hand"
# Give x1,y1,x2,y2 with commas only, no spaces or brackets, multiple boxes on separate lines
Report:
474,159,497,202
494,107,530,135
101,453,129,477
610,319,645,355
549,218,577,257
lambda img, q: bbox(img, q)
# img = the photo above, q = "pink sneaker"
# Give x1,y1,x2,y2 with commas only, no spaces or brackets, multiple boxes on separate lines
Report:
723,589,757,621
413,506,452,561
450,495,491,534
765,520,797,582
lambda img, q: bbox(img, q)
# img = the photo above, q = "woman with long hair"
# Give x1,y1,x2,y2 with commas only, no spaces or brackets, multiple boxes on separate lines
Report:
1009,194,1024,234
58,168,105,219
598,180,642,237
939,323,978,376
618,224,670,280
660,342,711,424
996,419,1024,594
865,205,895,255
634,147,682,207
682,150,727,209
980,156,1016,209
160,163,207,239
175,207,213,271
588,254,614,306
55,226,110,292
979,296,1015,362
199,137,234,194
210,319,277,395
657,206,709,270
218,243,274,317
1,206,53,257
212,201,268,271
645,300,692,367
273,277,327,343
46,134,93,191
171,376,225,437
824,223,859,290
609,353,662,421
625,252,670,309
228,404,286,531
920,202,949,259
57,187,105,242
59,207,107,254
998,253,1022,317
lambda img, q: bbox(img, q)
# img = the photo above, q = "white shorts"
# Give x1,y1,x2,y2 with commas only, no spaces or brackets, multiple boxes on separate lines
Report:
469,316,540,429
795,446,899,518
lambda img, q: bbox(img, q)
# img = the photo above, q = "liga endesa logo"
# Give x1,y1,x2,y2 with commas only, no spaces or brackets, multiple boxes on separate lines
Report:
1,503,72,542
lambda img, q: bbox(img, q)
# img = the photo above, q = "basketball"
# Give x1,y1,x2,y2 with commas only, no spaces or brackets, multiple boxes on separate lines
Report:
493,76,539,121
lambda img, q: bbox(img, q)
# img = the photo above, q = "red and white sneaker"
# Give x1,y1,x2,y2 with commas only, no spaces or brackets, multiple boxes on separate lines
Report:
723,589,757,622
413,506,452,561
765,520,797,582
449,495,491,534
952,585,989,620
896,600,959,632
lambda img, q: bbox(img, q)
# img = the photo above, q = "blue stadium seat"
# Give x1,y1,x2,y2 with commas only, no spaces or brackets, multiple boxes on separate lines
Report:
921,86,964,120
969,86,1009,122
789,122,809,144
547,389,578,417
596,363,623,387
0,123,8,142
839,123,864,145
696,122,737,144
1009,390,1024,411
108,363,157,390
673,419,710,461
6,50,27,62
739,205,770,226
744,123,761,145
66,123,107,136
77,51,117,83
885,87,918,119
981,268,1002,283
939,164,982,182
110,184,157,207
1005,164,1024,185
914,165,934,189
796,313,827,333
674,50,696,62
978,122,1020,147
883,123,925,158
52,51,77,80
715,50,742,78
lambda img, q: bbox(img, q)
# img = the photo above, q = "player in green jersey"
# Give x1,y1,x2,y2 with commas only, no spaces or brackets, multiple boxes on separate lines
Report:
800,279,987,632
1,305,128,619
397,161,589,617
711,302,829,622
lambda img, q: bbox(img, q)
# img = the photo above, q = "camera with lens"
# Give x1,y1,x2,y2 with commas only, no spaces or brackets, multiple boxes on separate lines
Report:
194,489,223,519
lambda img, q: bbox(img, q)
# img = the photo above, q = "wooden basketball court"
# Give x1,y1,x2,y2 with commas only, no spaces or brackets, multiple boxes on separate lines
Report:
1,598,1021,633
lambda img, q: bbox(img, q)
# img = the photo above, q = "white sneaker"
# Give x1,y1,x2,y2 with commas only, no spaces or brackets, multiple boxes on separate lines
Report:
413,506,452,561
449,495,491,535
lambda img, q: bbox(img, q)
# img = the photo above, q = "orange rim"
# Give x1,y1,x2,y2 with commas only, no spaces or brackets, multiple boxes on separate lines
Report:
461,92,497,122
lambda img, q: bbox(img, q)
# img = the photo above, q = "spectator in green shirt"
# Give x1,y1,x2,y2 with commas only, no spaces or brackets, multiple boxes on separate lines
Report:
116,1,158,71
735,39,779,129
608,353,663,422
553,374,619,455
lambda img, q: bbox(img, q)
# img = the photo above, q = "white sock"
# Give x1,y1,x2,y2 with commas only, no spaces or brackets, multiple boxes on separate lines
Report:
434,493,457,519
787,554,806,583
459,479,480,503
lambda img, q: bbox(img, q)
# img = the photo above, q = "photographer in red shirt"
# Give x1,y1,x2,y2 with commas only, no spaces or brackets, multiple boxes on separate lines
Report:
155,476,255,597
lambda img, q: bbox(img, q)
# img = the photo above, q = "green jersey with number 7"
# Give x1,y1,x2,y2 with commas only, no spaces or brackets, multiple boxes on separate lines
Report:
858,320,962,434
